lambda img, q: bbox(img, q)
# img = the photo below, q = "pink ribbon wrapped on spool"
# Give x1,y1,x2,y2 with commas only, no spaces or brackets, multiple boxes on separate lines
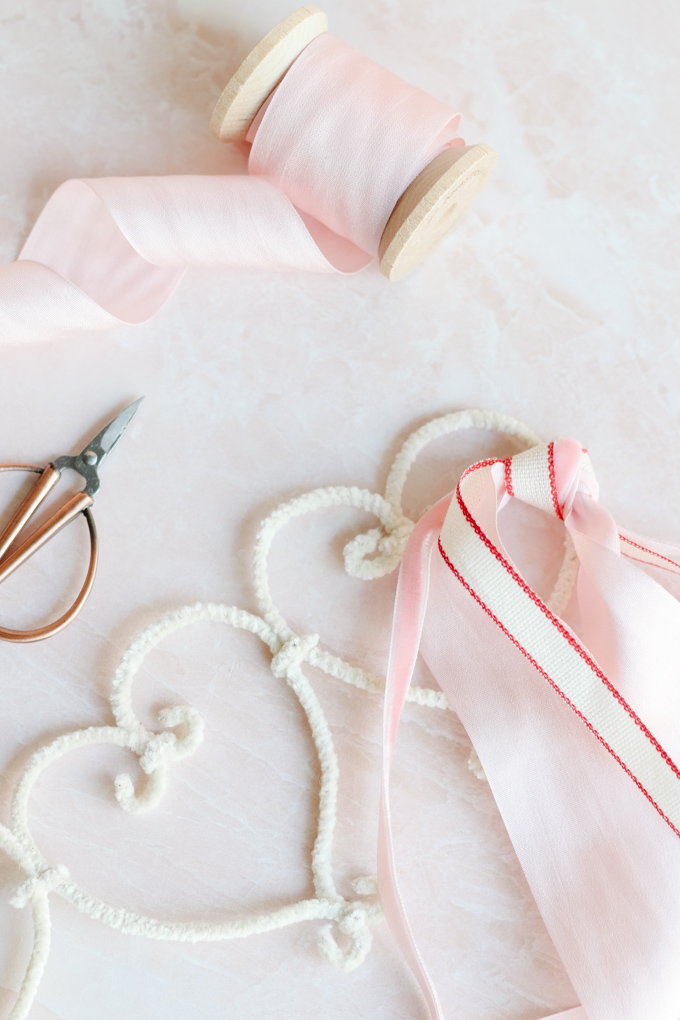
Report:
0,6,497,343
381,439,680,1019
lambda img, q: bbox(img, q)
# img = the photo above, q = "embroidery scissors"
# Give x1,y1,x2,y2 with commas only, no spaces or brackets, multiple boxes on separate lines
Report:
0,398,143,643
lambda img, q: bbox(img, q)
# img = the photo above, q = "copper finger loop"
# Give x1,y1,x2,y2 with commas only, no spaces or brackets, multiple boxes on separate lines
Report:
0,465,99,643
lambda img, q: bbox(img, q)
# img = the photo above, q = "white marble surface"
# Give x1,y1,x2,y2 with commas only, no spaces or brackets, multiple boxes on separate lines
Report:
1,0,679,1017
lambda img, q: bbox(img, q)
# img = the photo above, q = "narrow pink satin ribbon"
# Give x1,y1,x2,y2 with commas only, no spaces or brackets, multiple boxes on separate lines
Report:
0,33,462,343
380,439,680,1019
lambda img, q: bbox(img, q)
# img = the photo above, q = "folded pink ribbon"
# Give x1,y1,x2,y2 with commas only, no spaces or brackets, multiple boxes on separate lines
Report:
0,33,462,343
380,439,680,1019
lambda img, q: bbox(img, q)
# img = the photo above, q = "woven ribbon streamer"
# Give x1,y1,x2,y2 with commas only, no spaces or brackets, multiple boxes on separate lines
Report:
380,437,680,1020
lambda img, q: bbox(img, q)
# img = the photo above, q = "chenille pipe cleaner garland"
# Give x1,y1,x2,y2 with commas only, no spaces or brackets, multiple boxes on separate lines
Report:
0,410,572,1020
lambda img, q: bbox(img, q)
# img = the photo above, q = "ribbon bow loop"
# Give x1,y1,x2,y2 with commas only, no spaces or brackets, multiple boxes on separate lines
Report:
502,438,596,522
380,438,680,1020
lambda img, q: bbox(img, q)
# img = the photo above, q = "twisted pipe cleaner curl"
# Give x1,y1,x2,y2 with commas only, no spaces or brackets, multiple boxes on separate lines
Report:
0,410,576,1019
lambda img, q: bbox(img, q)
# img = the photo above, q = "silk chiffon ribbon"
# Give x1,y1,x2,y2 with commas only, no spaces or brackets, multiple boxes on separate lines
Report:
380,439,680,1020
0,32,462,343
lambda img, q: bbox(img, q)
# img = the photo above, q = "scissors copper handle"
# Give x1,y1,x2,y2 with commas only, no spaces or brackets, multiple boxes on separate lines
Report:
0,398,142,644
0,464,98,643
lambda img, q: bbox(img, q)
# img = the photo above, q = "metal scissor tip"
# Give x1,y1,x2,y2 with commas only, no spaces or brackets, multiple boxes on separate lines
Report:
53,397,144,496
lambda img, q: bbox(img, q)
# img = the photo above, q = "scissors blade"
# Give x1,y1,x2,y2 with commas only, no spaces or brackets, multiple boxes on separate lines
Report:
53,397,144,497
80,397,144,467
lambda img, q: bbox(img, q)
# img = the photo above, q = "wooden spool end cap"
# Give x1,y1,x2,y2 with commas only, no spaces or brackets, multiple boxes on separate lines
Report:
211,7,498,281
378,143,499,282
210,6,328,143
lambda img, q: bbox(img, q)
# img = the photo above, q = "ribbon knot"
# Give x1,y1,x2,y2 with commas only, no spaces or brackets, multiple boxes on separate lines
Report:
503,439,598,522
10,865,69,909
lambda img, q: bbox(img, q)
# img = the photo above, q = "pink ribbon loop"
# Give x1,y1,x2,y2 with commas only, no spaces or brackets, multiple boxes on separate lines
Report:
380,439,680,1020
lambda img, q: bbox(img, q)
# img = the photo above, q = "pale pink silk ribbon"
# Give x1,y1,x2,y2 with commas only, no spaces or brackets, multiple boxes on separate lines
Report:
0,32,462,343
380,439,680,1019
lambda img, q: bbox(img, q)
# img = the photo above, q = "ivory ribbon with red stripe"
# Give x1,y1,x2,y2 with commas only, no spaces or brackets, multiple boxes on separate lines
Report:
379,438,680,1020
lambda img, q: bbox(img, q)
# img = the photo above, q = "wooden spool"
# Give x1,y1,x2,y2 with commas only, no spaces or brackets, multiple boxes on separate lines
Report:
210,6,498,281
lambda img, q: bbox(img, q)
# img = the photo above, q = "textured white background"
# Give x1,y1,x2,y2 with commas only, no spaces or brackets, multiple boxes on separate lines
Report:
1,0,679,1017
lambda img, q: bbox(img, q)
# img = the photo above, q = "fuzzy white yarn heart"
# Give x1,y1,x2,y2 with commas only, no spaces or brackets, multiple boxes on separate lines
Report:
0,409,577,1020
